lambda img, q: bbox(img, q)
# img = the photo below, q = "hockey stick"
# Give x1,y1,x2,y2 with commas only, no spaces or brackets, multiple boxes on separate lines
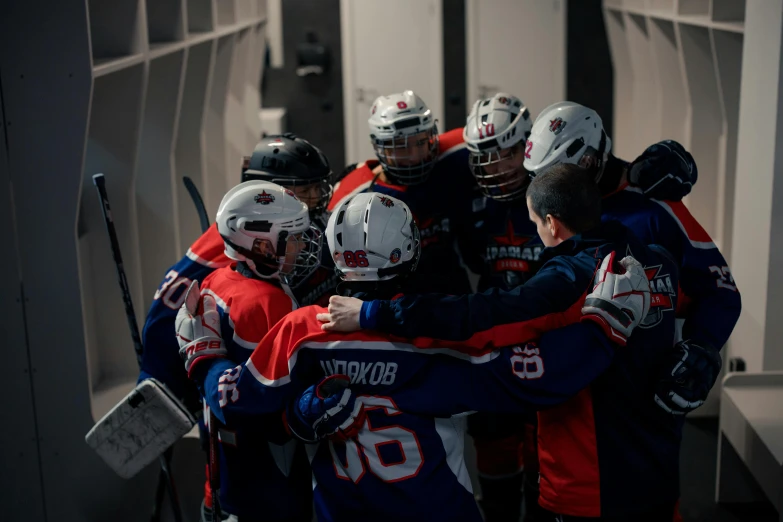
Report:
183,176,210,232
92,174,184,522
181,176,223,521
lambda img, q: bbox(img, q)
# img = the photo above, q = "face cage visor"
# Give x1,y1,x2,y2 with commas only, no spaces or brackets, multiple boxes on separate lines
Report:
372,126,439,186
468,142,531,201
251,224,324,288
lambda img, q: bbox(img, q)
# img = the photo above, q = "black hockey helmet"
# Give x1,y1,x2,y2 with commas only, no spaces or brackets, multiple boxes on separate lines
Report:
241,133,333,215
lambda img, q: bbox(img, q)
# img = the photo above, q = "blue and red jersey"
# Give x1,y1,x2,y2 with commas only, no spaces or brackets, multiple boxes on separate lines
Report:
328,128,478,295
197,265,312,521
195,221,680,520
196,307,618,521
139,224,230,403
461,195,542,292
602,184,740,350
357,221,683,517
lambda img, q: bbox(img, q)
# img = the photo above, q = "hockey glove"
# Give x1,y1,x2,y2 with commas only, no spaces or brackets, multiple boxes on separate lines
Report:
654,339,722,415
286,375,366,443
628,140,697,202
581,251,651,346
176,280,227,378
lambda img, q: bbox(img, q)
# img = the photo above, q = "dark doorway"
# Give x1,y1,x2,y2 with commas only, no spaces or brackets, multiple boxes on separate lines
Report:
262,0,346,170
567,0,613,137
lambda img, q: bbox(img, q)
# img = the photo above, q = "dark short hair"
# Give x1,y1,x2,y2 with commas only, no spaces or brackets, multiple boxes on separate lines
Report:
526,164,602,233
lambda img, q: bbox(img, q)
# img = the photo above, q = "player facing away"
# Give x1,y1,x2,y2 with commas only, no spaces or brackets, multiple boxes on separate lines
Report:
137,134,336,520
459,94,704,521
182,180,322,521
176,188,655,522
318,170,684,521
328,90,478,295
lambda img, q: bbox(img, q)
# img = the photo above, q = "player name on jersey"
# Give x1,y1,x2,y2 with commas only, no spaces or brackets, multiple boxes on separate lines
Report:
319,359,399,385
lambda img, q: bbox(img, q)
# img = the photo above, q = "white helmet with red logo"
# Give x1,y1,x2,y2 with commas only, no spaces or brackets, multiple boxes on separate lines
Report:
523,101,612,179
463,93,533,201
368,90,439,185
326,192,420,282
215,180,322,286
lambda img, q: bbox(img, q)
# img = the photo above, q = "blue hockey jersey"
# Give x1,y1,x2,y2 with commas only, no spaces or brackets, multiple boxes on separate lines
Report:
139,224,230,404
365,184,740,351
602,184,740,350
198,265,312,521
356,221,682,517
196,307,620,522
328,128,478,295
462,195,542,292
139,215,339,402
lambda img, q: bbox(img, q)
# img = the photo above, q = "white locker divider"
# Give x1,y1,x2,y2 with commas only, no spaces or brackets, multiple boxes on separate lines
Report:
602,0,744,416
175,40,215,254
0,1,267,519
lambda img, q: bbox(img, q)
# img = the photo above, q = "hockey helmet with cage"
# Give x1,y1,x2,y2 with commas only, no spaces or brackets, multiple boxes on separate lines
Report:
241,134,333,215
523,101,612,181
464,93,533,201
368,91,439,186
216,181,322,287
326,192,420,282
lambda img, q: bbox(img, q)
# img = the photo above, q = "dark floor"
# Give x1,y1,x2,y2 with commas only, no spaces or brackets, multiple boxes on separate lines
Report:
166,418,779,522
466,417,779,522
676,418,778,522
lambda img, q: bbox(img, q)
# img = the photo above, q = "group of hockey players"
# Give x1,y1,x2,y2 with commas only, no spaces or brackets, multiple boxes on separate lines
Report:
136,89,741,522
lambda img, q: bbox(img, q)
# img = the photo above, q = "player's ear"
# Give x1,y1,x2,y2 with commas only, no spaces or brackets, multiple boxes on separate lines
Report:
545,214,558,238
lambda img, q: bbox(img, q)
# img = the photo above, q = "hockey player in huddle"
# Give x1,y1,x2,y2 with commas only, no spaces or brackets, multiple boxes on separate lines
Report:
138,134,336,520
180,180,323,521
453,93,705,521
328,90,477,294
175,183,668,522
323,101,740,520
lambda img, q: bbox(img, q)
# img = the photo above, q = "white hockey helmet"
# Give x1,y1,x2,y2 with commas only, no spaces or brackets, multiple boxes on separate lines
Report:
216,181,322,287
326,192,420,282
464,93,533,201
368,90,439,185
523,101,612,179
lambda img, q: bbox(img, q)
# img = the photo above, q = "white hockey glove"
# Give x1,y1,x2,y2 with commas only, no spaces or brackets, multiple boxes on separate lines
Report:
581,251,651,346
176,280,226,378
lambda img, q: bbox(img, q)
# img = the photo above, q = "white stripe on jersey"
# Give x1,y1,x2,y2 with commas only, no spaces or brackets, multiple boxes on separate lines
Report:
185,248,225,268
434,416,473,494
249,339,502,387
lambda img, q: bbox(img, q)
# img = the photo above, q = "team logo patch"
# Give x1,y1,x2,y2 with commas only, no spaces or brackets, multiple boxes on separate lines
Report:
371,104,377,115
378,196,394,208
254,191,275,205
389,248,402,264
487,220,539,276
497,96,509,105
639,263,676,328
549,117,567,135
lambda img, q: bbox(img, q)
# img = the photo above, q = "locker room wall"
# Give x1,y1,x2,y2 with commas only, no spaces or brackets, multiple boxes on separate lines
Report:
0,0,267,520
603,1,783,388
